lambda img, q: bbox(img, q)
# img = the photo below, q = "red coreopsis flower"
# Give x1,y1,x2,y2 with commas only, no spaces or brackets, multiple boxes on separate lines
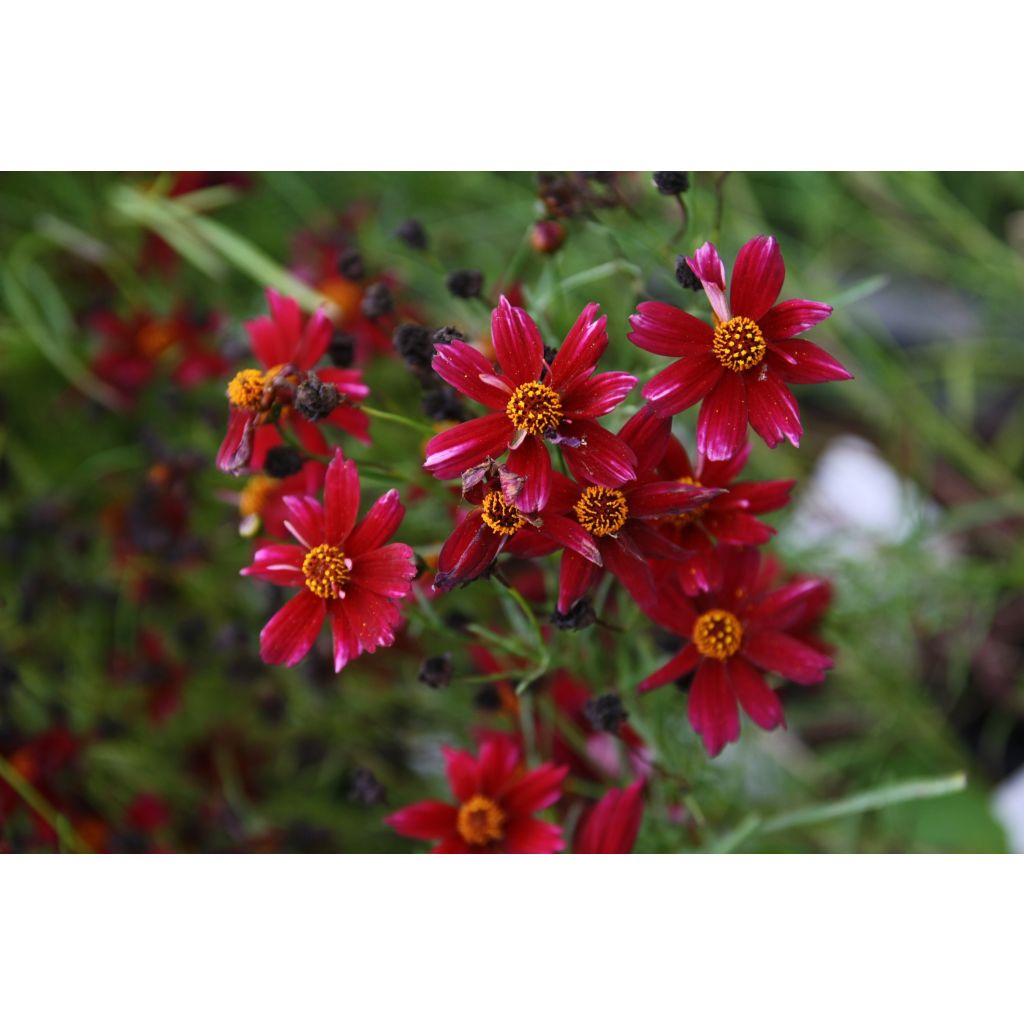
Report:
241,450,416,672
537,406,724,612
638,546,833,757
433,464,602,592
424,297,638,511
573,780,645,854
233,460,326,539
386,733,568,853
652,438,794,595
217,289,370,475
629,236,852,461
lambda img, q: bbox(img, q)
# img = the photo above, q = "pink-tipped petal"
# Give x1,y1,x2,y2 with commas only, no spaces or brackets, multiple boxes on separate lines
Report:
697,371,749,462
687,242,730,322
768,340,853,384
505,434,552,513
260,589,325,667
560,420,637,487
422,413,513,479
281,494,326,549
491,297,544,386
561,371,637,419
432,339,512,410
329,600,357,673
628,302,714,356
352,544,417,598
642,352,723,417
347,489,405,555
549,304,608,390
758,299,833,340
730,236,785,321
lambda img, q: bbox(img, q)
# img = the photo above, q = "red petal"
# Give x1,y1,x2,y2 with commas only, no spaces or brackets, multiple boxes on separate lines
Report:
434,512,505,592
505,434,552,513
536,515,602,566
491,296,543,386
342,587,403,654
758,299,833,340
745,374,803,450
687,242,730,322
768,340,853,384
618,404,672,476
574,780,645,854
730,236,785,321
626,481,723,519
687,658,740,757
316,367,370,401
432,339,511,410
557,548,604,613
324,450,360,545
266,289,303,359
561,371,637,419
560,420,637,487
443,746,480,802
729,656,785,731
296,307,332,369
260,589,325,667
604,538,656,609
386,800,457,841
548,304,607,390
478,734,521,796
642,352,723,417
702,510,775,545
347,489,405,556
697,371,749,462
241,543,306,586
637,644,699,693
502,817,564,854
628,301,714,356
423,414,512,479
743,630,832,684
500,762,568,815
330,600,357,672
352,544,416,598
281,494,326,549
216,407,257,475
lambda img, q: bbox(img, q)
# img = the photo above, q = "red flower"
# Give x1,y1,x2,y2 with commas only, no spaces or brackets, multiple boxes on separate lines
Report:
241,450,416,672
629,236,852,461
234,460,326,539
433,464,602,592
424,297,638,511
217,289,370,475
386,734,567,853
652,438,794,594
546,406,724,612
574,780,645,854
638,547,833,757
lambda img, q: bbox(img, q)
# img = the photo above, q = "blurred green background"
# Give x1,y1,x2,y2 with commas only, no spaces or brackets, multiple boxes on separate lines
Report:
0,171,1021,852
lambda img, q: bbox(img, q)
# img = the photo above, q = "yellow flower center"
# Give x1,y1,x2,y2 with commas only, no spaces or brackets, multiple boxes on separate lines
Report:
456,795,506,846
712,316,766,372
671,475,708,527
480,491,525,536
692,609,744,660
302,543,351,600
505,381,563,435
574,486,629,537
227,368,267,410
239,474,278,519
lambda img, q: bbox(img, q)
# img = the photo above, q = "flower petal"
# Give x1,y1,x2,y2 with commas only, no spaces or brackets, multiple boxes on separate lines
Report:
329,599,358,672
728,656,785,731
687,241,730,322
758,299,833,340
730,236,785,321
537,515,602,566
432,339,511,410
688,657,740,757
505,434,552,513
282,494,326,549
324,450,360,545
241,543,306,586
768,340,853,384
549,304,607,390
574,780,645,854
479,734,522,796
626,481,724,519
557,548,604,613
259,589,325,667
628,301,714,356
434,512,505,592
352,544,416,598
347,489,405,556
423,413,513,479
386,800,457,841
618,404,672,477
560,420,637,487
642,352,723,417
696,371,748,462
500,762,569,815
561,371,637,419
491,296,543,386
745,374,803,450
443,746,480,802
743,630,832,684
637,644,700,693
502,817,565,854
296,307,332,369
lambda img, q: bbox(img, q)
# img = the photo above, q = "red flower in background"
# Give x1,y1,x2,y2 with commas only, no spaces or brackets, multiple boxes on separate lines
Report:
652,438,794,595
424,297,638,511
386,733,567,853
638,546,833,757
217,289,370,474
241,450,416,672
574,780,645,854
629,236,852,461
233,460,326,539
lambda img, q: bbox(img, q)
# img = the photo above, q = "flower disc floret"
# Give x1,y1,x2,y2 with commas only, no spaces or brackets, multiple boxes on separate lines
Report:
505,381,562,435
302,543,351,599
712,316,766,372
456,795,506,846
574,486,629,537
480,491,525,536
692,609,743,660
227,368,267,410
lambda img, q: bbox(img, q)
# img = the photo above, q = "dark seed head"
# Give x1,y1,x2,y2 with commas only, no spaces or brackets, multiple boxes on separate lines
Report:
392,323,434,372
653,171,690,196
584,693,629,733
395,218,428,250
550,599,596,631
417,653,454,689
675,255,702,291
360,282,394,319
336,249,365,281
263,445,305,479
446,269,484,300
432,325,465,347
294,372,340,421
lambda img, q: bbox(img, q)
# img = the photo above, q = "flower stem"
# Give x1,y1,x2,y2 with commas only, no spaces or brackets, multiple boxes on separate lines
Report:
0,755,90,854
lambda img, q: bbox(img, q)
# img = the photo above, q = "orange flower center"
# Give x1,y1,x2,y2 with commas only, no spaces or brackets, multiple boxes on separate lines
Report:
692,609,743,660
712,316,766,372
227,368,267,410
456,795,506,846
506,381,562,435
239,474,278,519
480,491,525,536
575,486,629,536
302,543,351,600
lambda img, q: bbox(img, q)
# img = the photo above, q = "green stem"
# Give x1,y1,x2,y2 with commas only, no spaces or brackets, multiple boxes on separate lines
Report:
361,405,435,436
0,756,90,854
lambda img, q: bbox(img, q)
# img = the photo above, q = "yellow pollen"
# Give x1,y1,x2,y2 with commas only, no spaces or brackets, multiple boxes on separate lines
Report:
480,491,525,536
456,795,506,846
671,475,708,527
239,475,278,519
505,381,562,435
302,543,351,600
692,609,744,660
575,486,629,537
712,316,766,372
227,368,267,410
